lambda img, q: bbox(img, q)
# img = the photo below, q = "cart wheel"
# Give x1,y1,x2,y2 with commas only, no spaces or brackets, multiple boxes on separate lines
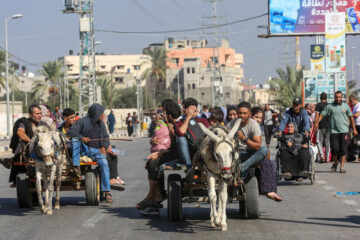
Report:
32,192,39,206
16,173,33,208
85,169,100,206
239,176,260,219
167,179,182,221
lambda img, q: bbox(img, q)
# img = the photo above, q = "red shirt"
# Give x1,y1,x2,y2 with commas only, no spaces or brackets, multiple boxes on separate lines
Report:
175,117,210,136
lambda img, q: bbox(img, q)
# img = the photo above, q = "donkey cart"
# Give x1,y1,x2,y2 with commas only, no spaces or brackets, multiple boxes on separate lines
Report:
15,145,101,208
163,162,260,221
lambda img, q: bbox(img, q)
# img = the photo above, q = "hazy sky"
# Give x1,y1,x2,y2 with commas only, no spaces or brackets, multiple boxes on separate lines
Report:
1,0,359,84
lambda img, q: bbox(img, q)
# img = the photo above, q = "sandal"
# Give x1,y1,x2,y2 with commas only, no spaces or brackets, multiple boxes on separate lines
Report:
110,179,125,191
340,168,347,173
136,199,163,210
331,163,338,172
105,192,113,203
283,172,292,180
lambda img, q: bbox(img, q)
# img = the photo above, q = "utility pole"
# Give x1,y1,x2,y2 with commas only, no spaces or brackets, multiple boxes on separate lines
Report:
203,0,226,106
62,0,96,116
177,72,180,104
295,36,301,71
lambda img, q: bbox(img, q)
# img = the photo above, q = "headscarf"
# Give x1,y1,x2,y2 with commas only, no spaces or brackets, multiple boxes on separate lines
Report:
39,104,53,127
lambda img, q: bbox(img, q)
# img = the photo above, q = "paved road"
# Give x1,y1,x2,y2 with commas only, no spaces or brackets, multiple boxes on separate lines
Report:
0,138,359,240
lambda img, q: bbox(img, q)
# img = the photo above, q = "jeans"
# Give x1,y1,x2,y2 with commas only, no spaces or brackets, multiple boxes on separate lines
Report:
239,146,268,177
88,147,111,192
316,128,330,160
72,138,110,191
177,136,192,168
72,138,89,167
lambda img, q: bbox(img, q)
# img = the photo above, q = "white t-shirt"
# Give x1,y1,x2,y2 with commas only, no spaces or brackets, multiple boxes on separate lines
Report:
228,118,262,151
353,103,360,126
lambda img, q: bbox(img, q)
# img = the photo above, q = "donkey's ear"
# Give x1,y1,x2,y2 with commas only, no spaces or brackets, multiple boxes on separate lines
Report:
50,121,57,131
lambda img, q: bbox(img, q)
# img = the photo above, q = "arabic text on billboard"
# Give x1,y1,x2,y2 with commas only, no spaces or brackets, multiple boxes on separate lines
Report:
269,0,360,34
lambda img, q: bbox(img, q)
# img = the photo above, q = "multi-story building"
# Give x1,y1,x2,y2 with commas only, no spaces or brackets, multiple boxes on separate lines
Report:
59,53,152,89
165,39,244,105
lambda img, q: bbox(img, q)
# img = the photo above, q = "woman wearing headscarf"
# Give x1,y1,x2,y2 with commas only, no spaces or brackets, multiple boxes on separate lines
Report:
107,110,116,134
279,122,309,178
39,104,54,127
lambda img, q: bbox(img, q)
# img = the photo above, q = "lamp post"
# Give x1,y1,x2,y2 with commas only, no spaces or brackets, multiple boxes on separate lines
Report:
5,13,23,137
136,56,150,118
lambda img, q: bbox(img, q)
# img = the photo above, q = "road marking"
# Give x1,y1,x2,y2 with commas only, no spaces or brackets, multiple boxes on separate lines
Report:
316,180,326,185
343,200,358,206
323,186,335,191
82,212,105,228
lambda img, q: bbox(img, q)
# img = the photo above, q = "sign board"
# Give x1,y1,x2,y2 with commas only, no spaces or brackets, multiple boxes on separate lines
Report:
269,0,360,34
303,70,347,103
325,12,346,72
310,44,325,70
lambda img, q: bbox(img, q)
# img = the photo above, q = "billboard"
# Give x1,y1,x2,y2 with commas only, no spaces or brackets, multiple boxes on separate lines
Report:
303,70,347,103
269,0,360,34
310,44,325,70
325,12,346,72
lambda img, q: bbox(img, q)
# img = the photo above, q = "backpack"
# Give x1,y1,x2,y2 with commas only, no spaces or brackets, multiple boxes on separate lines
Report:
182,118,205,150
9,117,33,153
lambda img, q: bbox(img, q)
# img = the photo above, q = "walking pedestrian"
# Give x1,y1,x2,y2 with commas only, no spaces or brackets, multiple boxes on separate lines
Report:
107,110,116,134
263,104,276,148
132,112,139,136
314,92,330,163
126,113,133,137
315,91,358,173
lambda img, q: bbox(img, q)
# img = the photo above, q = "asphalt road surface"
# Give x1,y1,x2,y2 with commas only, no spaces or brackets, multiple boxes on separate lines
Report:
0,138,359,240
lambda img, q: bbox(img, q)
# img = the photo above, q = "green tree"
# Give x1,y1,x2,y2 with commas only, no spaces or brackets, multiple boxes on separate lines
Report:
269,65,304,108
113,86,137,108
348,80,360,96
37,60,64,105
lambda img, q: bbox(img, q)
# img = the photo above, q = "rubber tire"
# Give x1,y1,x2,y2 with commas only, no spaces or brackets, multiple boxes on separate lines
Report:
167,179,182,221
16,173,33,208
85,169,100,206
239,176,260,219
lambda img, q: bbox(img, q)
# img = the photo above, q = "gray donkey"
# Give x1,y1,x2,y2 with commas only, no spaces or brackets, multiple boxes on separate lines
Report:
30,123,67,214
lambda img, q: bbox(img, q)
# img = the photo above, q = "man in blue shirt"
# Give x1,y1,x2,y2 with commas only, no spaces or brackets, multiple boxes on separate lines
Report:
278,98,310,135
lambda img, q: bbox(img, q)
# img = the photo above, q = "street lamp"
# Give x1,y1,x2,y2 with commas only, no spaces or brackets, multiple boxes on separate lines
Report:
136,56,150,118
5,13,23,137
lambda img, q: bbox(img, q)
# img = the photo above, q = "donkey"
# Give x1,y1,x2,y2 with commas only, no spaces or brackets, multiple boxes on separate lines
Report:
198,119,241,231
30,123,67,214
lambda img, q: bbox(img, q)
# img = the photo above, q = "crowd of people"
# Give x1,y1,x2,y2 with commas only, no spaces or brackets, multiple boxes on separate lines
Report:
0,90,357,212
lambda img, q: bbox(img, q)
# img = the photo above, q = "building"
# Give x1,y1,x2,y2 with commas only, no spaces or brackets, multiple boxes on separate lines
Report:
240,84,277,108
59,54,152,89
165,39,244,105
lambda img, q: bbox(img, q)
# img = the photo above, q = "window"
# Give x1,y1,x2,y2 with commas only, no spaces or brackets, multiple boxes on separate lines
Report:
188,84,191,89
117,65,124,70
192,68,195,74
187,68,190,74
115,77,124,83
192,84,196,89
100,65,106,69
201,92,205,96
133,65,140,70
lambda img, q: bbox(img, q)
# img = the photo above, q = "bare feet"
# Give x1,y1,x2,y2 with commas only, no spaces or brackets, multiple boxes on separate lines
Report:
266,192,283,202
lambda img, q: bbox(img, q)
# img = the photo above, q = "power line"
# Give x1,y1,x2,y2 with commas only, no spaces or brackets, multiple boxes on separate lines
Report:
0,45,43,66
95,13,268,34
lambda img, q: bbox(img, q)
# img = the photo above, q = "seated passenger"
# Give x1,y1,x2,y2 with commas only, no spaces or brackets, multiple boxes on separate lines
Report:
226,105,238,125
7,105,48,187
208,107,225,126
67,103,113,203
58,108,76,151
251,107,282,202
175,98,209,168
279,122,310,179
227,102,268,177
137,100,181,215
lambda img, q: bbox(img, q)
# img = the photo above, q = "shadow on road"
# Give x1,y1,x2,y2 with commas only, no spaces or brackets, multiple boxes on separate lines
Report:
102,206,229,233
261,216,360,229
0,197,87,216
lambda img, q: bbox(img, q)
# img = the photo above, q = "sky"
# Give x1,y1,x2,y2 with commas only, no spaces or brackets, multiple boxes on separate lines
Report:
1,0,360,85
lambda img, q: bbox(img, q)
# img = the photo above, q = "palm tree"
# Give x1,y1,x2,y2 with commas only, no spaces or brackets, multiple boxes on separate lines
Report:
269,65,304,108
37,61,64,105
97,77,113,109
141,47,167,109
